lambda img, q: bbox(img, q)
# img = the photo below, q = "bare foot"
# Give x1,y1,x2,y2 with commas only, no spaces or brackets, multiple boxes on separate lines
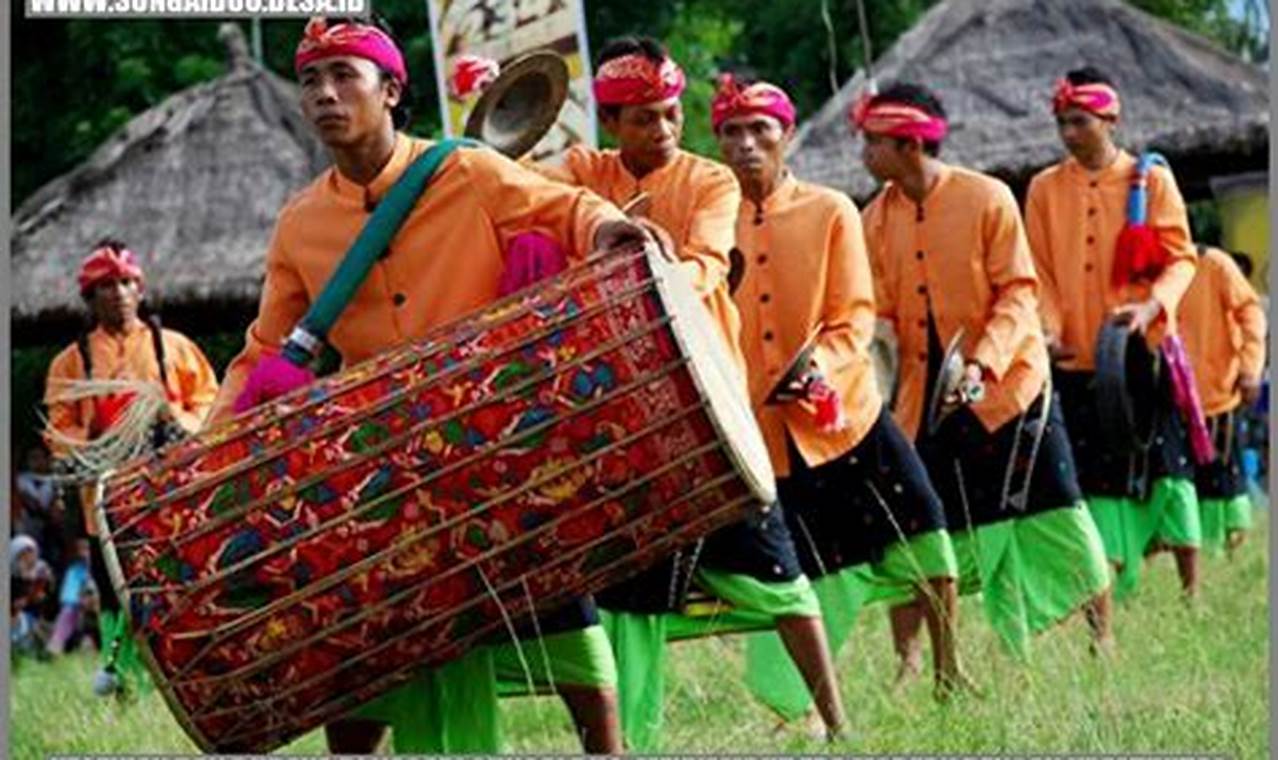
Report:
933,668,980,703
891,651,925,694
1088,634,1118,659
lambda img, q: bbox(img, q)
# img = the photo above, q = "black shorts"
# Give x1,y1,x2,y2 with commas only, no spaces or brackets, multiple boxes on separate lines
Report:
595,503,803,614
778,406,947,577
1055,365,1193,500
489,594,600,644
1195,410,1249,500
917,390,1083,530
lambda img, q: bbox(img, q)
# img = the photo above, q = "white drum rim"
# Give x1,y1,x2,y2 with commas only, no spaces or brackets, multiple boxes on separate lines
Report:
646,248,777,504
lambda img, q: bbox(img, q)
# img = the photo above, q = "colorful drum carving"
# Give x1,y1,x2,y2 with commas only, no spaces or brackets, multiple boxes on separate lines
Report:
95,246,775,752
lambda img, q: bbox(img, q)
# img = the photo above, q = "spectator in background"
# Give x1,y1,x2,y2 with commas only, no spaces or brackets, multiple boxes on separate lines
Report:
16,446,64,569
47,538,93,655
10,534,54,659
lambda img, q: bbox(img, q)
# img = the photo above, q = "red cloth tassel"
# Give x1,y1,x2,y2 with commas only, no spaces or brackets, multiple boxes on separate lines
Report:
1112,223,1165,288
805,377,844,431
90,392,138,436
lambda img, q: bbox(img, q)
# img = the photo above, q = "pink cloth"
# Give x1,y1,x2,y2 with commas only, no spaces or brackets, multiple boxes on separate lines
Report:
450,54,500,99
592,53,685,106
232,354,317,415
848,94,949,142
78,246,144,295
1051,79,1120,119
710,74,796,131
295,17,407,85
1161,334,1215,465
499,232,569,296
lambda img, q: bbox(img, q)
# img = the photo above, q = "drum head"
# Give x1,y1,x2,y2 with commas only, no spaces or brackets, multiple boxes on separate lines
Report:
648,249,777,503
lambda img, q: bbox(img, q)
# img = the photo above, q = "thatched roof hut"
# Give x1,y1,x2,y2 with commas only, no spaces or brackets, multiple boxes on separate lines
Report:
10,23,328,344
789,0,1269,203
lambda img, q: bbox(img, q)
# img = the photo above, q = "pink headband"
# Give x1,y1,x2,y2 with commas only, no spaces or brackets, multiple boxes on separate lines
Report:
593,53,686,107
79,246,144,296
295,17,407,86
1052,79,1121,119
711,74,796,131
848,94,949,142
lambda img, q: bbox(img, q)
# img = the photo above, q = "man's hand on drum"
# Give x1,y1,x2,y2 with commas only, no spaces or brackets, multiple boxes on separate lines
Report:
593,218,665,259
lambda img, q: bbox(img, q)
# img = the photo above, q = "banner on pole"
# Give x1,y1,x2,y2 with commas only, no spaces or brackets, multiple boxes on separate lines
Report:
426,0,596,161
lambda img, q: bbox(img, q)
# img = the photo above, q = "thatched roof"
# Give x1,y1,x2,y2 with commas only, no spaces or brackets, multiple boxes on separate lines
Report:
789,0,1270,203
10,24,328,338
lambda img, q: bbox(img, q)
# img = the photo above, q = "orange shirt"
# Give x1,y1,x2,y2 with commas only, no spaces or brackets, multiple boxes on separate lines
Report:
1178,246,1267,416
45,321,220,537
44,321,220,452
534,146,747,375
863,164,1048,441
1024,151,1196,370
732,172,880,476
208,133,625,425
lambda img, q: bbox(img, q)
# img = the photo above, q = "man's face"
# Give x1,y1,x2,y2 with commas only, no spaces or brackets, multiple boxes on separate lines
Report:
88,276,141,328
1055,106,1114,160
602,96,683,168
860,132,911,184
717,113,792,187
16,548,36,578
300,55,401,147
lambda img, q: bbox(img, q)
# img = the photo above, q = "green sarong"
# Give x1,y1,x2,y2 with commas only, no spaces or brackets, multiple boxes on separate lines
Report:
493,624,618,695
949,504,1110,658
99,610,150,694
741,529,957,721
601,569,819,751
1091,477,1201,599
1199,494,1255,556
352,647,502,753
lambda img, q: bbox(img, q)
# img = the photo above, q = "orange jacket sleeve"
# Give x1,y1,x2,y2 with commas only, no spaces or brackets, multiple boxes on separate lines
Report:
674,170,738,297
1223,256,1268,382
206,213,311,428
1146,166,1197,323
466,149,624,264
971,185,1042,381
862,203,898,326
1023,179,1064,344
42,348,89,457
166,332,221,433
812,195,876,390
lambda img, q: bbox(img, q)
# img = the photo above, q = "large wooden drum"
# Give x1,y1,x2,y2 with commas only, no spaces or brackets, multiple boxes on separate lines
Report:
95,246,775,752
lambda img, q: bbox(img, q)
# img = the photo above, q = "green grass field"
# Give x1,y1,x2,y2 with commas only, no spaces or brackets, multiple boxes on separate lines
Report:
11,515,1270,758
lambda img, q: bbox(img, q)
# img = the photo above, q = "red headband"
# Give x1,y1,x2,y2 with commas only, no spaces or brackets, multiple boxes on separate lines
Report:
593,53,686,107
711,74,796,131
78,246,144,296
295,17,408,86
849,94,949,142
1052,79,1120,119
449,54,500,99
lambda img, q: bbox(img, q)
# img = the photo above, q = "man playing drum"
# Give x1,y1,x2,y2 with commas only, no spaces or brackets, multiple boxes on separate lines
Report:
207,16,653,755
1024,67,1201,600
1177,244,1267,557
529,37,846,750
44,240,220,697
706,75,966,729
853,82,1113,666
